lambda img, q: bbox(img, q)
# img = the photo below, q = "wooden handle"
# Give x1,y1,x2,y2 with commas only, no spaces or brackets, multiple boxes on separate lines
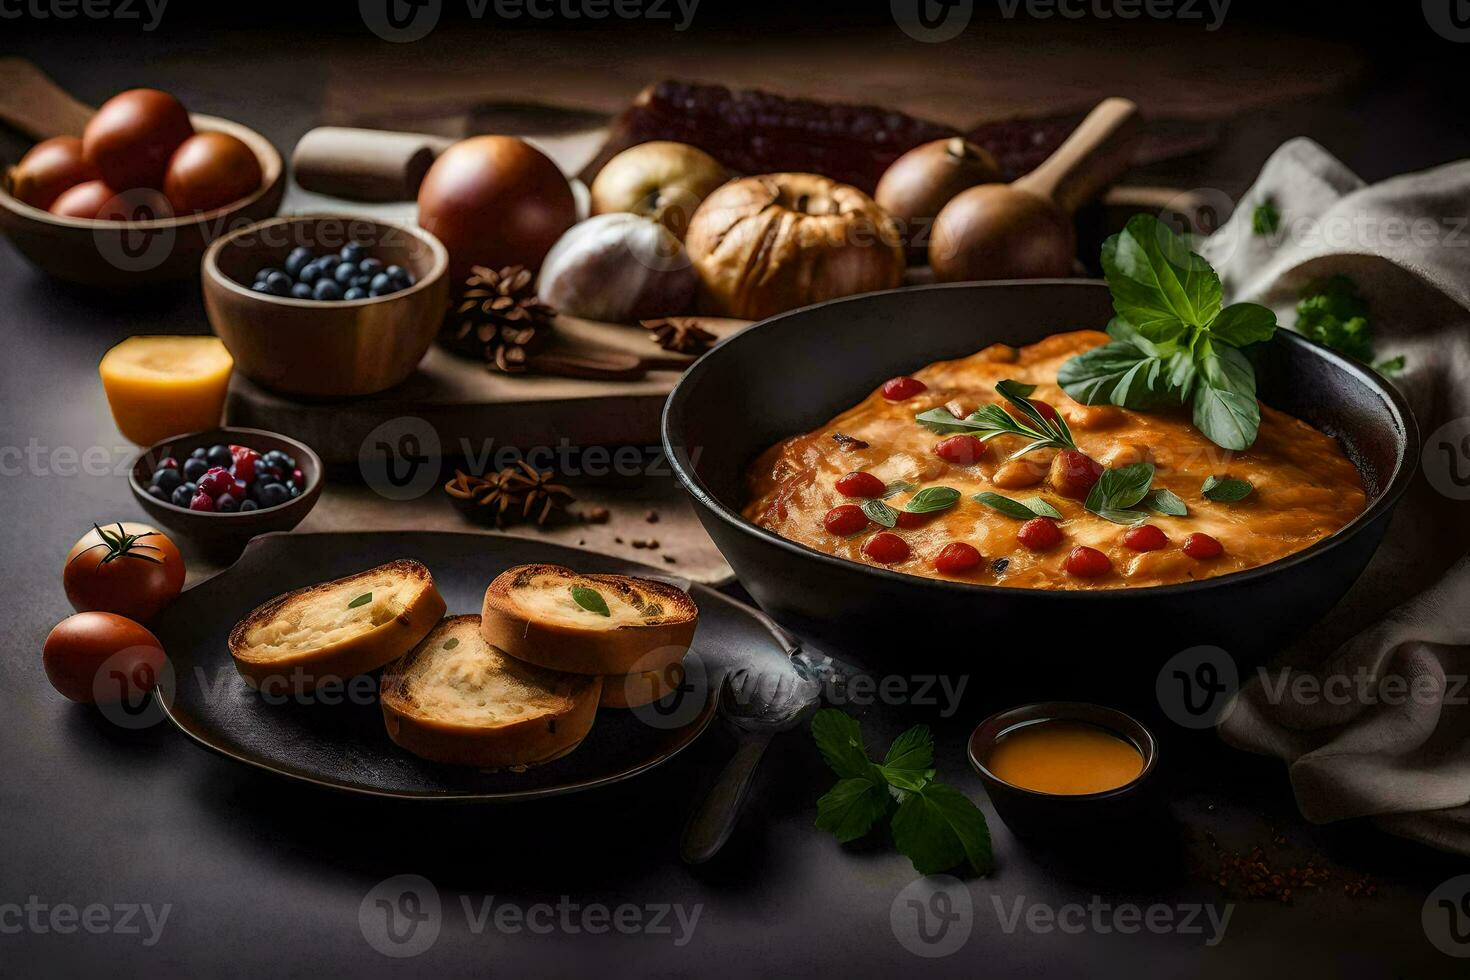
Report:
291,127,455,202
1014,97,1140,215
0,59,93,140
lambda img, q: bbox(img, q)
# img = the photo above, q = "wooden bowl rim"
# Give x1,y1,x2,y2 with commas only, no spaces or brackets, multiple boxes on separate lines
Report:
202,212,449,310
0,113,284,230
128,425,323,522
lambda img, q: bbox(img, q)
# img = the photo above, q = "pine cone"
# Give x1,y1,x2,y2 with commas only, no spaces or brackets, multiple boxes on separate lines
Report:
442,265,557,374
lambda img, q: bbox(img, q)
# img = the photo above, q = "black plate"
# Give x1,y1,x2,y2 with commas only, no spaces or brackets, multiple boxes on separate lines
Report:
663,280,1418,680
149,531,738,801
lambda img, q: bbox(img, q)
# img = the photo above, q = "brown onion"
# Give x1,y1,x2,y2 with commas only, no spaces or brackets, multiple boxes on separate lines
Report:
875,137,1001,264
929,185,1075,282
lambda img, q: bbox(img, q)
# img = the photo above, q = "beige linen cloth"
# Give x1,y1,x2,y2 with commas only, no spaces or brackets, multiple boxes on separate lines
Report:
1193,138,1470,854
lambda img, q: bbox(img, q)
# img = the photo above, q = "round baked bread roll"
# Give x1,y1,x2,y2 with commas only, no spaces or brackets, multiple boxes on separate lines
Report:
480,564,697,676
380,615,602,768
600,660,686,709
228,559,445,692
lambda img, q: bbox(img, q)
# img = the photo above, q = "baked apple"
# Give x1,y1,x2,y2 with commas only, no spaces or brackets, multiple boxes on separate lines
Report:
589,141,728,240
684,173,904,320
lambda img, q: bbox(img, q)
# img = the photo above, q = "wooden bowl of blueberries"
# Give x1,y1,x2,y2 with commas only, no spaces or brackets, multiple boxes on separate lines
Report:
202,214,449,398
130,426,323,560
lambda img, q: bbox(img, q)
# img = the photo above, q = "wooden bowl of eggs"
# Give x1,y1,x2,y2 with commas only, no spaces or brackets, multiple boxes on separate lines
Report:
0,61,284,288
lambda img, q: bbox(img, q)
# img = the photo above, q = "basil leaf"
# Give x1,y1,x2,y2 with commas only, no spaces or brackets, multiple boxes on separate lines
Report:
811,708,881,781
1208,302,1277,348
347,592,372,609
973,491,1041,520
570,586,611,616
881,480,916,500
1095,508,1150,525
915,408,978,435
861,498,898,527
1192,339,1260,450
1057,340,1185,409
1020,497,1063,519
880,725,936,792
442,637,460,650
904,486,960,514
1141,488,1189,516
891,781,993,876
1084,462,1156,514
996,379,1038,398
1101,214,1222,338
1202,475,1254,502
815,778,892,843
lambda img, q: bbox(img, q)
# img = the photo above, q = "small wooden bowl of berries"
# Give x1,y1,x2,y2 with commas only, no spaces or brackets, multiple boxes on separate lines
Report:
129,426,322,559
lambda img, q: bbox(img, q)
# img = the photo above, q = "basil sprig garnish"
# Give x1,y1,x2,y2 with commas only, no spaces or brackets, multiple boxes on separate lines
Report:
915,379,1077,460
1202,475,1253,502
1056,214,1277,450
347,592,372,609
861,498,899,527
1084,462,1158,525
903,486,960,514
570,586,611,616
973,492,1061,520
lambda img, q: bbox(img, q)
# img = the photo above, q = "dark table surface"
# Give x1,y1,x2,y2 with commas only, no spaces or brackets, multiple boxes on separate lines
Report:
5,13,1470,979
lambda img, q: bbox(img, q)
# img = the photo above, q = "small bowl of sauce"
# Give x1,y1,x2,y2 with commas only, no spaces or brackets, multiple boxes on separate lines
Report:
968,702,1159,837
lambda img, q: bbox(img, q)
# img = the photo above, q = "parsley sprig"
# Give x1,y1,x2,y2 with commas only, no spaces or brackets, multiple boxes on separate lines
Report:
916,380,1078,460
812,709,992,876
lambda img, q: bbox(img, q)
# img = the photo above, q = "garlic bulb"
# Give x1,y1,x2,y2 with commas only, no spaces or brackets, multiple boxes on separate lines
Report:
537,213,698,324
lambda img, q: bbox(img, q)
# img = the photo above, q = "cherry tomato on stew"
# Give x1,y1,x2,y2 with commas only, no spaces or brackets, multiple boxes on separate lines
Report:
1122,524,1168,551
895,510,932,529
1183,533,1224,559
823,504,869,536
934,542,983,575
934,435,987,465
835,471,886,498
881,376,928,401
862,532,910,564
1064,546,1112,578
43,611,165,704
1017,517,1062,551
64,522,185,622
1048,450,1104,500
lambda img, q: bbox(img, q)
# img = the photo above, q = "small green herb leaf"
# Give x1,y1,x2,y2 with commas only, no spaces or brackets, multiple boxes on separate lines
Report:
880,480,916,500
811,708,881,782
1191,339,1261,450
1202,475,1254,502
347,592,372,609
1251,200,1280,236
1141,488,1189,517
570,586,611,616
1056,339,1186,410
891,782,994,876
1084,462,1155,517
916,381,1076,459
815,778,893,843
1209,303,1277,348
1020,497,1063,519
1101,213,1222,337
903,486,960,514
1375,355,1405,376
1094,508,1151,526
973,491,1054,521
443,637,460,650
861,498,899,528
1297,275,1373,362
879,725,936,792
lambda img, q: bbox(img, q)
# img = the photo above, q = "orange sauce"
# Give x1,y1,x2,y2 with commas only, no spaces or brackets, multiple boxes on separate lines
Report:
986,720,1144,795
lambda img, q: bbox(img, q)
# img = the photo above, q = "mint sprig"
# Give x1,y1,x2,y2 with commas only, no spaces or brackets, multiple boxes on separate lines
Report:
915,379,1077,460
1057,214,1277,450
811,708,992,875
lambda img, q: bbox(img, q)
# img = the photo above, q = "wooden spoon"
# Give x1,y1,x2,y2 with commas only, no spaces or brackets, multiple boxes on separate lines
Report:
929,97,1140,282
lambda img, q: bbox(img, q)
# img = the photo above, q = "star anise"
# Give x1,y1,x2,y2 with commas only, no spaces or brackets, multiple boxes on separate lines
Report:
443,265,557,373
641,316,719,356
444,461,574,527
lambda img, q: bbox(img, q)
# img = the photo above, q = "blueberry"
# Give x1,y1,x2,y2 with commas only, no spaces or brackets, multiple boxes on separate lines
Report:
384,264,406,282
256,266,282,283
266,271,292,293
299,261,323,285
288,483,302,498
258,483,290,508
152,468,182,493
239,499,259,512
190,447,208,459
183,456,208,482
291,282,313,299
351,274,370,288
313,279,343,301
284,247,313,277
251,282,272,294
333,262,357,285
206,444,233,468
146,485,169,502
340,242,365,264
170,482,197,507
215,493,240,513
358,257,382,276
343,287,367,301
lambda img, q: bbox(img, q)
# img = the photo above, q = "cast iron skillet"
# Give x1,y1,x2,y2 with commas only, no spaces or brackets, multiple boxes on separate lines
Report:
662,281,1418,685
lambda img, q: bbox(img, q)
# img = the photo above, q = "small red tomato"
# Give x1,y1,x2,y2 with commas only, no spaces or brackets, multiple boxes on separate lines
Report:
862,531,911,564
230,446,260,483
835,471,886,498
934,434,986,465
1123,524,1168,551
64,522,185,622
895,510,932,529
823,504,869,536
196,466,233,497
189,491,215,512
1065,546,1112,578
1005,398,1060,423
1049,450,1104,500
1183,533,1224,559
9,135,99,210
934,542,983,575
881,376,927,401
43,611,165,704
1017,517,1062,551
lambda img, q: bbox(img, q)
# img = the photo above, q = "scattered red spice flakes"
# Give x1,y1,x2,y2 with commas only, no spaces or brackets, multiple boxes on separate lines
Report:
1202,830,1377,904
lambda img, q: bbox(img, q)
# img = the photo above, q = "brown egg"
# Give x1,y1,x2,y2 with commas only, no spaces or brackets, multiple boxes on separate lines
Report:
49,180,117,219
875,138,1001,264
417,135,576,280
9,136,99,210
929,184,1076,282
82,88,194,191
163,132,262,213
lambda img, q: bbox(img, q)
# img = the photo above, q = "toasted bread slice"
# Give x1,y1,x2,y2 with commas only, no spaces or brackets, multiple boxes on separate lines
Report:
380,616,602,768
480,564,698,676
229,559,446,691
600,660,686,709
